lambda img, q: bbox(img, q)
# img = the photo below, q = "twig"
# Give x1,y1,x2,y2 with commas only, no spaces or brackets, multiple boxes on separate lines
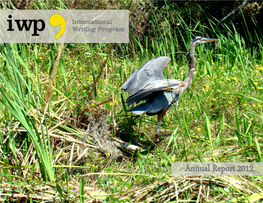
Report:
0,193,60,201
8,128,98,149
87,44,113,101
217,0,247,26
69,143,75,165
129,39,136,61
83,98,112,111
244,56,263,79
197,184,202,203
72,148,89,165
44,43,64,110
173,180,179,203
49,133,98,149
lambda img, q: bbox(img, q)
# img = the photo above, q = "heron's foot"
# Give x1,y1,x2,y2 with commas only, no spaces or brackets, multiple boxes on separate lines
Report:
155,131,173,136
154,131,172,146
155,131,160,146
158,132,173,136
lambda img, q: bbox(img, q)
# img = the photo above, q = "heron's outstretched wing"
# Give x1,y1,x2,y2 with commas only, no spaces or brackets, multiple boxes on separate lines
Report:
126,79,183,105
121,57,171,95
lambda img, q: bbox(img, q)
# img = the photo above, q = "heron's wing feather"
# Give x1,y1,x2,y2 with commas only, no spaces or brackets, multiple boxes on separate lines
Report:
121,57,171,95
128,102,151,115
126,79,182,105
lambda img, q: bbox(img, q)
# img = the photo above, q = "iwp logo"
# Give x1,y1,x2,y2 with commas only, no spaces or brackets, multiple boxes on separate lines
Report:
6,12,66,40
0,10,129,43
7,15,46,36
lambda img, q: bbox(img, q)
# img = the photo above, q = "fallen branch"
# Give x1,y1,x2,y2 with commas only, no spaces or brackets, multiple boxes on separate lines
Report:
217,0,247,26
111,137,143,153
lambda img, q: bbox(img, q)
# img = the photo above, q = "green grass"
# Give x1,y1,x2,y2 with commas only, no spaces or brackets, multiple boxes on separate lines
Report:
0,1,263,202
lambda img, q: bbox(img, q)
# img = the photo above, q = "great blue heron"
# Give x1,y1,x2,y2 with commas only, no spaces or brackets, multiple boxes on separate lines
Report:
121,36,218,135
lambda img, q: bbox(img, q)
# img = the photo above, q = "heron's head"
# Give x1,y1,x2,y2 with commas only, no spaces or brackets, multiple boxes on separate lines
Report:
191,36,218,45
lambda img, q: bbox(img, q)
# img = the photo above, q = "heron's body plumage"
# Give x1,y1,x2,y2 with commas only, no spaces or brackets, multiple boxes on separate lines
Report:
129,90,176,114
121,36,218,134
121,57,183,117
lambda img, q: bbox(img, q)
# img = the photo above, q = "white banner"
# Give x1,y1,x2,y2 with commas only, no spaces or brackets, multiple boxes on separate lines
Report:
171,162,263,176
0,10,129,43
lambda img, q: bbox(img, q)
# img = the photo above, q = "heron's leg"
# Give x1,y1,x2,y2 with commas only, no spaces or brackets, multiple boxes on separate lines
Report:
156,120,162,133
155,110,167,143
155,109,175,145
157,110,167,131
155,120,163,144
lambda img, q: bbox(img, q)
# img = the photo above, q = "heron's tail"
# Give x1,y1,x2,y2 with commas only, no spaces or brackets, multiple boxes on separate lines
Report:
128,103,151,115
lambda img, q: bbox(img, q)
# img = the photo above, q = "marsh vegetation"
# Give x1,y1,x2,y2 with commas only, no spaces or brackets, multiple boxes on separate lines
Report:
0,1,263,202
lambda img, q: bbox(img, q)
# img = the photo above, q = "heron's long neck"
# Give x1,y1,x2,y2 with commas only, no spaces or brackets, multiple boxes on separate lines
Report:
182,43,196,92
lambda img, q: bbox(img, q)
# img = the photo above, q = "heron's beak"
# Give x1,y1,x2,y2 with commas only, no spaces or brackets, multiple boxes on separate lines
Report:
206,38,218,42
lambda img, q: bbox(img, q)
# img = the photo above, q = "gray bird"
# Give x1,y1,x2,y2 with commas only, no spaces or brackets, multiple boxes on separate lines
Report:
121,36,218,135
